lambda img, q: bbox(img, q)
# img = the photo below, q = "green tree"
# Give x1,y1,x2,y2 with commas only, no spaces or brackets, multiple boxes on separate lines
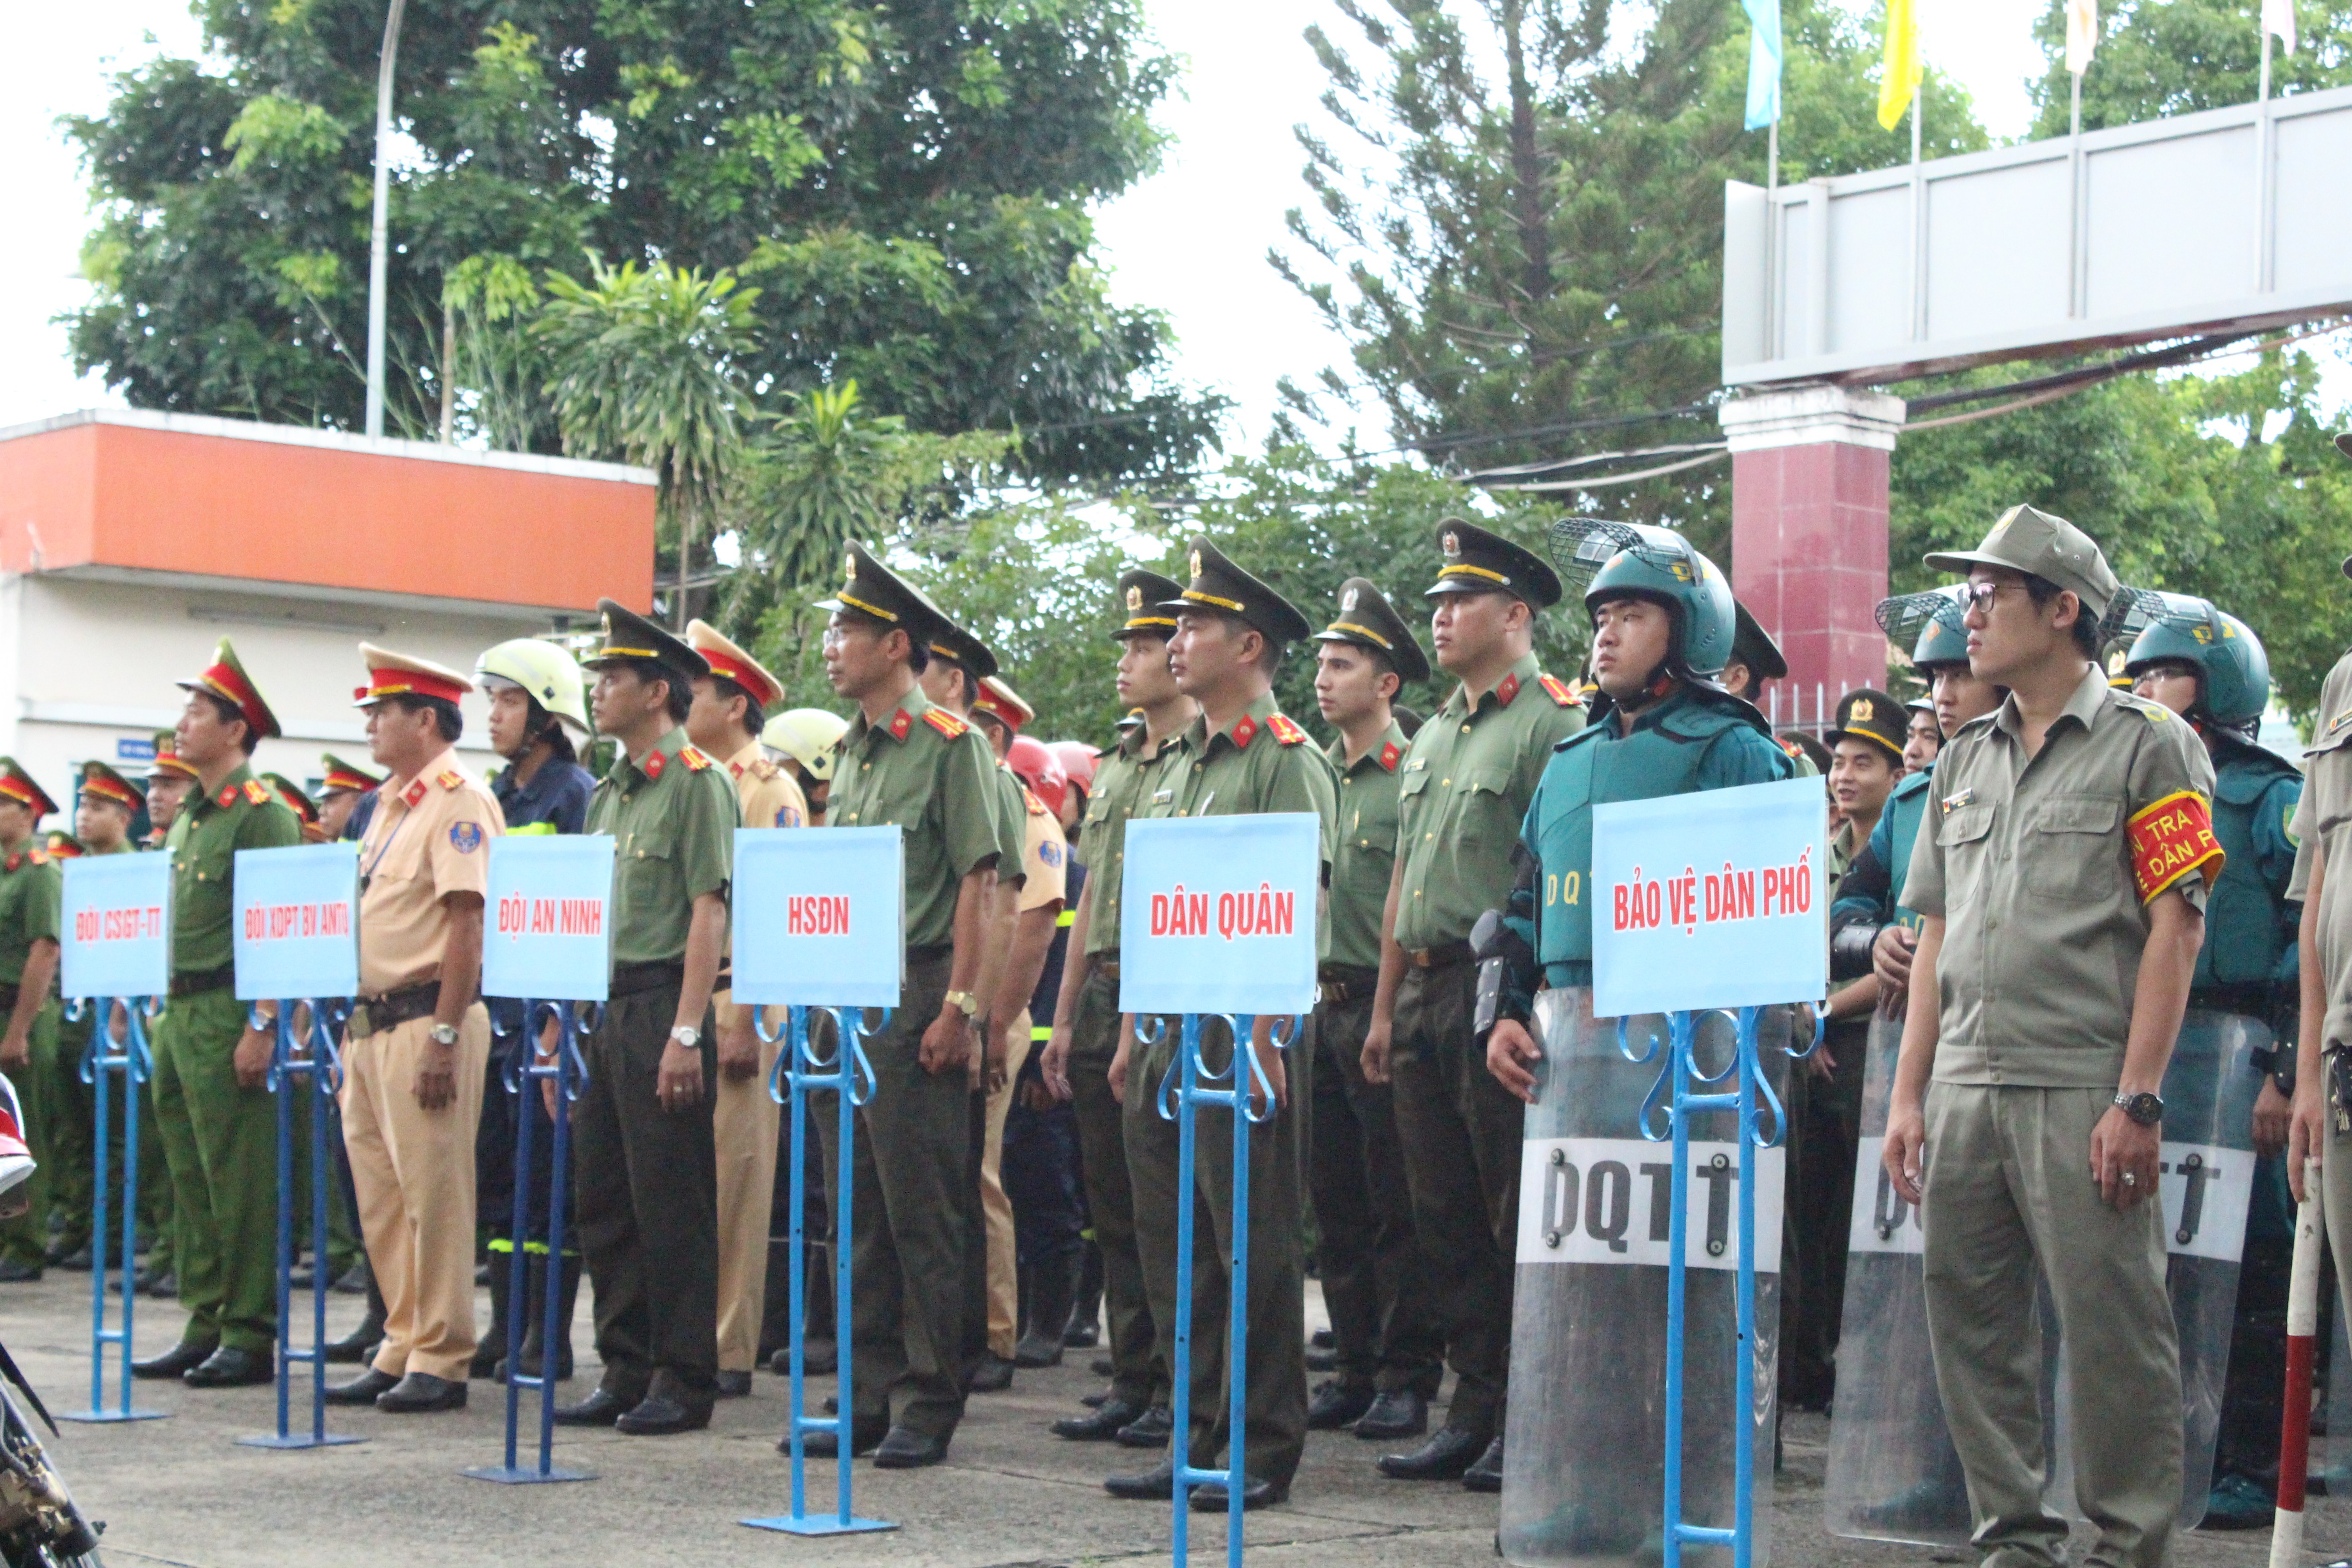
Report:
2026,0,2352,135
65,0,1221,485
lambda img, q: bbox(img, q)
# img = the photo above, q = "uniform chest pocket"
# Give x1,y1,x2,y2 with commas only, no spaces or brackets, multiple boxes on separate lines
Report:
1932,802,1995,909
370,822,431,886
1396,767,1434,819
2023,794,2120,896
619,826,677,898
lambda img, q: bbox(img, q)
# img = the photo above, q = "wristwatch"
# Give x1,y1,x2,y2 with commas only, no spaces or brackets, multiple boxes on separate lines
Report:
2113,1089,2164,1127
669,1026,701,1050
945,990,981,1019
428,1023,461,1048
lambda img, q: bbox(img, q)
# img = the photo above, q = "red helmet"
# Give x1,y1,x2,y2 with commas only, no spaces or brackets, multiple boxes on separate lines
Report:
1048,740,1099,801
1006,735,1069,819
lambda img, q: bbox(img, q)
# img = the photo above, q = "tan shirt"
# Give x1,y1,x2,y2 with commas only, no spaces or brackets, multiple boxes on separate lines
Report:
1905,665,2217,1088
358,748,505,996
1017,783,1069,914
2290,650,2352,1046
724,738,809,831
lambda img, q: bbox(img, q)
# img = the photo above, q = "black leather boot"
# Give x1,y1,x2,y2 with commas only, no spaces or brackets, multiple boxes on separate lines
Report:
470,1248,513,1379
1014,1250,1083,1368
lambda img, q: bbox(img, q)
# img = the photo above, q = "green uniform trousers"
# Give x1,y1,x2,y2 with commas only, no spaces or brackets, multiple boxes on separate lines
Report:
1921,1083,2180,1568
1388,961,1524,1434
149,987,279,1352
1069,966,1164,1407
0,1004,59,1270
1125,1012,1310,1490
574,978,721,1405
815,952,971,1441
1779,1014,1867,1407
41,1006,98,1256
1309,986,1442,1397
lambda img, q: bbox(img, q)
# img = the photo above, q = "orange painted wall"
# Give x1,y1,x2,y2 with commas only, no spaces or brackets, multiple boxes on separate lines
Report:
0,418,655,612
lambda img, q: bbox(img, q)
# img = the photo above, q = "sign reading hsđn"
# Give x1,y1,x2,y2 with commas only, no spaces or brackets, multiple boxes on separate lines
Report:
730,827,903,1009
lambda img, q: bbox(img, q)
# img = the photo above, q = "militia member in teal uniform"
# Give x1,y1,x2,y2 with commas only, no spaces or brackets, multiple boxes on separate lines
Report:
808,543,1005,1468
1106,540,1337,1511
133,642,305,1387
2123,594,2303,1525
553,602,738,1436
1305,578,1445,1441
0,761,62,1282
1361,519,1584,1492
1720,602,1817,777
1038,569,1192,1447
43,762,147,1273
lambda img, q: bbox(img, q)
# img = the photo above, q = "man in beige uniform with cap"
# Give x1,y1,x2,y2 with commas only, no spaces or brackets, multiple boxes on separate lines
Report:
326,646,504,1413
683,619,809,1398
1884,506,2215,1568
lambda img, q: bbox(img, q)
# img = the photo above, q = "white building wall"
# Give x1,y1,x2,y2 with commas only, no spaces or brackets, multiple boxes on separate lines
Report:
2,571,553,821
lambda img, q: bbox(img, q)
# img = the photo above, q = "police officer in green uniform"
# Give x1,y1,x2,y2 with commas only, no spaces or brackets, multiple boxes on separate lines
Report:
806,543,1005,1468
1361,519,1584,1491
43,763,149,1273
551,602,737,1436
132,641,304,1386
2122,593,2302,1525
1105,540,1337,1511
0,761,62,1282
1885,507,2215,1568
1039,569,1192,1447
1305,578,1444,1441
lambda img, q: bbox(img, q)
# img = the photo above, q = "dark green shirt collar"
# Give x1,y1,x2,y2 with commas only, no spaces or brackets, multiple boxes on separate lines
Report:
608,726,701,785
1325,718,1407,777
1439,650,1544,721
1185,687,1284,759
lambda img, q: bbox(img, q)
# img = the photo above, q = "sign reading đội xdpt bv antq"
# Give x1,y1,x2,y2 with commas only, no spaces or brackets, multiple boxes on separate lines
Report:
1589,776,1826,1019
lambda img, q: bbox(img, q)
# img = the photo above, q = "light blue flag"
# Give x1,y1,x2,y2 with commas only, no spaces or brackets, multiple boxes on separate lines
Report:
1742,0,1783,131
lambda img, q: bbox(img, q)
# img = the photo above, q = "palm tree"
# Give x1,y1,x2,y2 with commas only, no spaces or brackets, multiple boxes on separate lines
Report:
538,255,759,625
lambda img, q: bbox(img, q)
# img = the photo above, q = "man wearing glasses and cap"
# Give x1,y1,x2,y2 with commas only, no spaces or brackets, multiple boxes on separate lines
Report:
1882,505,2216,1568
550,602,739,1436
133,641,304,1387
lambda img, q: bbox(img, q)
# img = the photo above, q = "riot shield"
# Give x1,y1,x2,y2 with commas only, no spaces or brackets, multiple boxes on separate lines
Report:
2046,1008,2264,1529
1822,1009,1971,1546
1498,987,1787,1568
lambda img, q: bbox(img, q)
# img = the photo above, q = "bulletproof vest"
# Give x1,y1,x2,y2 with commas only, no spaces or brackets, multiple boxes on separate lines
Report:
1883,768,1933,926
2196,744,2297,992
1529,694,1762,968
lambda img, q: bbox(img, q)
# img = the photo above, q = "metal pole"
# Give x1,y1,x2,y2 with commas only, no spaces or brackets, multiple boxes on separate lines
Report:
1731,1010,1760,1568
1909,86,1926,340
1764,119,1779,356
63,998,166,1424
1170,1015,1200,1558
363,0,408,439
1661,1014,1693,1568
2256,29,2275,293
1226,1017,1253,1567
2068,71,2084,317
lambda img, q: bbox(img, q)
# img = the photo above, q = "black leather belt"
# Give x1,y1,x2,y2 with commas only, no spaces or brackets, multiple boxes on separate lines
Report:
1405,942,1474,970
610,961,686,997
1318,964,1378,1004
1094,955,1121,980
170,963,236,998
907,944,952,965
351,981,440,1037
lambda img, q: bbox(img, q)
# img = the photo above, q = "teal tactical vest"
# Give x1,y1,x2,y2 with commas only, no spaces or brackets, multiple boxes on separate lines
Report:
1529,695,1781,978
1882,768,1933,926
2196,742,2300,994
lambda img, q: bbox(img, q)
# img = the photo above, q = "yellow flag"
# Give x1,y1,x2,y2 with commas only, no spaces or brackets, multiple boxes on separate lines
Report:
1877,0,1921,130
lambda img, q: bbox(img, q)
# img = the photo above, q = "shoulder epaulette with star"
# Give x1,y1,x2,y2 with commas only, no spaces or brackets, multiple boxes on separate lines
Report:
924,708,969,740
436,768,464,791
1024,788,1048,817
1266,714,1308,746
242,779,272,805
678,746,712,771
1537,674,1581,708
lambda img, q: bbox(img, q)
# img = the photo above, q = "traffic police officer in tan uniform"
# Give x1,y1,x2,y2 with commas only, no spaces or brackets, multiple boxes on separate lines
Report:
1885,507,2216,1568
808,544,1004,1467
325,647,502,1414
1305,578,1444,1441
1106,540,1337,1511
1038,569,1191,1447
682,619,808,1399
1361,520,1584,1490
553,603,738,1436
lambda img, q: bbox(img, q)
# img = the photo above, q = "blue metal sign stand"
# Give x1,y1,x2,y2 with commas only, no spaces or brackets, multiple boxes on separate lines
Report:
238,1001,366,1450
57,996,166,1425
743,1004,896,1536
465,1001,595,1485
1622,1006,1815,1568
1145,1011,1291,1568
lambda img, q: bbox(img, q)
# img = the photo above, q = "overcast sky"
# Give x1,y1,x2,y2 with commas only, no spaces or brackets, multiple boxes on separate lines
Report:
0,2,2059,444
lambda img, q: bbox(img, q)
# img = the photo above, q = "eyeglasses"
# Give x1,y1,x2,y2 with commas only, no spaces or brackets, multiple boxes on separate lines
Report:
1959,581,2024,614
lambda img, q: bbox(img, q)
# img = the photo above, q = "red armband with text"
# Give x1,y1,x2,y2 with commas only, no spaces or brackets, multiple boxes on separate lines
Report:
2128,790,2225,903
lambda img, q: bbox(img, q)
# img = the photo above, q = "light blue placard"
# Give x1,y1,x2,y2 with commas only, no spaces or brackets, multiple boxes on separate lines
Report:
1591,775,1828,1018
1119,814,1319,1018
731,828,904,1008
60,853,172,1000
234,843,361,1002
484,835,616,1002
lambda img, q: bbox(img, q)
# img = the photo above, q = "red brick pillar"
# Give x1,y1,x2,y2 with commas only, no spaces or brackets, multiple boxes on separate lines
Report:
1719,388,1907,732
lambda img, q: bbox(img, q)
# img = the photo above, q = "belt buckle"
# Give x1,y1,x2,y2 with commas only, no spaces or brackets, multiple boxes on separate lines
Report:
348,1003,373,1039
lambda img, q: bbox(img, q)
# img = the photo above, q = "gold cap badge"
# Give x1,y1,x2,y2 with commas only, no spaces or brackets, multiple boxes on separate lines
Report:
1851,697,1874,722
842,550,857,584
1189,548,1203,578
1126,585,1142,611
1442,531,1460,557
1342,585,1359,611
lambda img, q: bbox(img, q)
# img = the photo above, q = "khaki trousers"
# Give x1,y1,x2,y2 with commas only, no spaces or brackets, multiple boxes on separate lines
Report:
981,1014,1034,1358
1920,1083,2181,1568
713,995,784,1374
339,1006,490,1382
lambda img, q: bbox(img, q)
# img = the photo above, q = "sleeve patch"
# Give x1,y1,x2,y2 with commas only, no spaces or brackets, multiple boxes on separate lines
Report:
1537,673,1581,708
448,821,484,854
1266,714,1308,746
2128,789,2225,902
924,708,969,739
